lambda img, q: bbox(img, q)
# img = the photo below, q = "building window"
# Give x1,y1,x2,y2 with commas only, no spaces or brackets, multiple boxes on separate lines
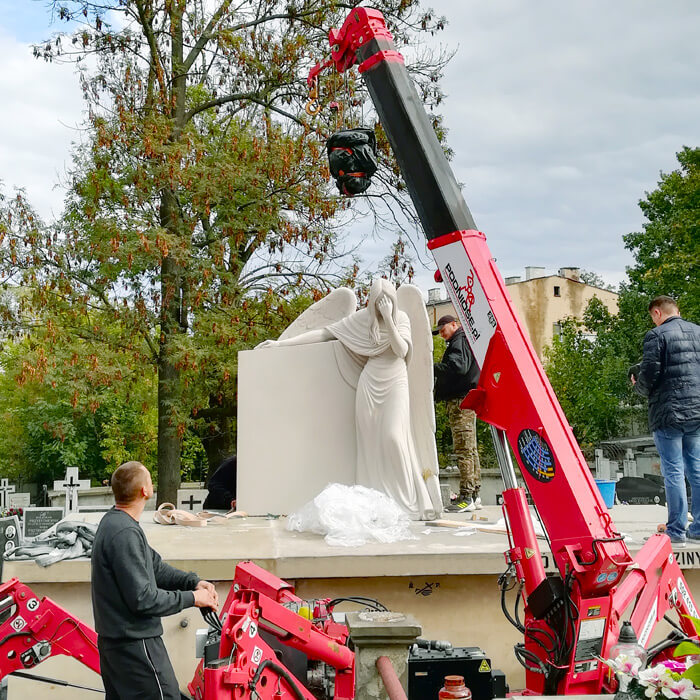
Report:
553,322,562,340
553,285,561,297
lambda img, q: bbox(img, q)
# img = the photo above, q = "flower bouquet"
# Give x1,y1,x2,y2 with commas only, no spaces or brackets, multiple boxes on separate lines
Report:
601,617,700,700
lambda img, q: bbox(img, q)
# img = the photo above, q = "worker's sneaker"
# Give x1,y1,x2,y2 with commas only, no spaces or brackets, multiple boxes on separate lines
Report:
686,534,700,545
445,500,472,513
465,497,482,512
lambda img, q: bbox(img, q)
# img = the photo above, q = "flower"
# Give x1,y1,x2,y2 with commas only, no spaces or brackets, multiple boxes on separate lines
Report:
602,654,644,677
662,679,697,699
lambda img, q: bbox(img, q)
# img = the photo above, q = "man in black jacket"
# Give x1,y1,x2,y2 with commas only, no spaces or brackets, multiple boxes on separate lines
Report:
202,455,237,511
633,296,700,546
92,461,219,699
433,315,481,511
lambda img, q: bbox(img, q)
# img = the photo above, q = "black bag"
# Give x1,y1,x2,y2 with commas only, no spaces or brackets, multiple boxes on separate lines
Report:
326,128,378,195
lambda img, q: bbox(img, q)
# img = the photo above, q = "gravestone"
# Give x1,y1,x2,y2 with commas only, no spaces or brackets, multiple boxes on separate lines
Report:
53,467,90,516
23,508,65,540
440,483,452,508
0,479,16,510
176,489,208,512
78,504,113,513
0,515,21,554
8,493,31,509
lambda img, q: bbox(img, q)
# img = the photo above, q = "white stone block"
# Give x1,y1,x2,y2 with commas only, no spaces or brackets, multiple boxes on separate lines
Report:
237,341,356,515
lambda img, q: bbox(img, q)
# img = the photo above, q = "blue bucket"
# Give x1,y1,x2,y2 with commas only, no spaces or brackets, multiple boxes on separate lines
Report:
595,479,616,509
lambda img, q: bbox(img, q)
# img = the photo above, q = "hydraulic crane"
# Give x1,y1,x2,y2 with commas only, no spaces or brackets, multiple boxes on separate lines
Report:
307,7,699,694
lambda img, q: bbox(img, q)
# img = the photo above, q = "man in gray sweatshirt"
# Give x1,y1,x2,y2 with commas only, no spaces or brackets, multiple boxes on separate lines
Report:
92,461,218,699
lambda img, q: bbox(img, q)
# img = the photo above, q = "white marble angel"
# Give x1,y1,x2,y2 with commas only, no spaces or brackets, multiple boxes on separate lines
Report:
257,278,442,520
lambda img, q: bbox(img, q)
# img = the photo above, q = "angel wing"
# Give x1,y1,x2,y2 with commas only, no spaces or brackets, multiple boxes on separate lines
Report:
397,284,443,514
278,287,357,340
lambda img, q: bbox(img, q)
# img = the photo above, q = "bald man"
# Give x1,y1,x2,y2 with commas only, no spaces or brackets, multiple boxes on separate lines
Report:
92,461,218,699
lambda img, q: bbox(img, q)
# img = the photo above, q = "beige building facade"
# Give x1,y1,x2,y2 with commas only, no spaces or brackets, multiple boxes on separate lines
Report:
426,266,618,359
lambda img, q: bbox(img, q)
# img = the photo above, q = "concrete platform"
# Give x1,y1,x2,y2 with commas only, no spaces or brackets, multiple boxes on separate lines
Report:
2,504,697,698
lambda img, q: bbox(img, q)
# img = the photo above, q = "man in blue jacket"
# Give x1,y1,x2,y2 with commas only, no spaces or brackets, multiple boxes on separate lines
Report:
633,296,700,546
92,461,219,699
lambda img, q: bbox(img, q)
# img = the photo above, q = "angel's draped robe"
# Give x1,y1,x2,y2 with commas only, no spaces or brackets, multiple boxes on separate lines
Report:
328,308,440,520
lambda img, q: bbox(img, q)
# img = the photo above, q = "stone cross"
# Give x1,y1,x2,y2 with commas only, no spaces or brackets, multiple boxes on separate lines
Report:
0,479,16,511
53,468,90,516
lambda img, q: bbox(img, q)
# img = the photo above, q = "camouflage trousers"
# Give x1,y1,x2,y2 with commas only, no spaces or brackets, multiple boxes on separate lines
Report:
445,399,481,498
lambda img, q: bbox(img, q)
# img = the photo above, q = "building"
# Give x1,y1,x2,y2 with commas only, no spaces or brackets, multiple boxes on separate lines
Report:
426,266,618,359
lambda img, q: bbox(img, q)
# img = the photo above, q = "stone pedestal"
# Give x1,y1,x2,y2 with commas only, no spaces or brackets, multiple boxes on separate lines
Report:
346,611,421,700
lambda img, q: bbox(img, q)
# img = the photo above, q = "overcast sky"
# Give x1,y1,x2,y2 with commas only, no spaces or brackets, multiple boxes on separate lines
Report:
1,1,698,293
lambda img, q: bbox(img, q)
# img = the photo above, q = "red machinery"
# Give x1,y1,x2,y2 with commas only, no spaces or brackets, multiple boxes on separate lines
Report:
188,561,354,700
307,7,700,695
0,564,353,699
0,578,101,692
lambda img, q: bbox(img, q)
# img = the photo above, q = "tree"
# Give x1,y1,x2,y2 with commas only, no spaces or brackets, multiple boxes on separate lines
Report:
624,146,700,323
544,295,649,453
0,1,448,503
578,269,617,292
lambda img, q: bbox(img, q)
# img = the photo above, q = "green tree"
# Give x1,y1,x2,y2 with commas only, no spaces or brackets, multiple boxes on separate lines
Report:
0,338,158,485
624,146,700,323
544,295,648,453
0,0,448,503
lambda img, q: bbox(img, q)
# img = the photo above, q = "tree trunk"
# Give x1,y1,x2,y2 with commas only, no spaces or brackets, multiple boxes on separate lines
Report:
155,4,187,507
157,352,182,505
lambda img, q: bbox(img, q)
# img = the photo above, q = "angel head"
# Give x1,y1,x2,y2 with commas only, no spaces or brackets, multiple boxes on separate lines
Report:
368,277,398,345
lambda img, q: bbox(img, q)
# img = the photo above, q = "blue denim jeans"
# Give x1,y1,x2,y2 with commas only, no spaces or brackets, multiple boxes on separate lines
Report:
654,426,700,539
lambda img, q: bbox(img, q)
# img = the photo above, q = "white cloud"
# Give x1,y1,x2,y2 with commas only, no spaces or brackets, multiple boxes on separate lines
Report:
406,0,700,290
0,29,85,221
1,1,699,296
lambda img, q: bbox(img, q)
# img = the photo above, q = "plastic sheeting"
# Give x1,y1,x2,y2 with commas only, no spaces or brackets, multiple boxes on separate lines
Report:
286,483,417,547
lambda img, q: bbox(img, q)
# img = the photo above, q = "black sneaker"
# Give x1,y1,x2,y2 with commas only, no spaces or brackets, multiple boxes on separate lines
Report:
687,534,700,545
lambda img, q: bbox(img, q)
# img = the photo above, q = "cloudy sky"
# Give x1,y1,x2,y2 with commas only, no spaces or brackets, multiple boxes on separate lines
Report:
1,1,698,292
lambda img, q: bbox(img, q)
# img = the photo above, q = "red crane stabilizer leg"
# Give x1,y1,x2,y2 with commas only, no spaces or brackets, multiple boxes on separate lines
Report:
0,578,100,682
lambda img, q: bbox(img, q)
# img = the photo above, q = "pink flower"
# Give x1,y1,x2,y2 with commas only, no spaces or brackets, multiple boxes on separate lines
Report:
662,679,696,699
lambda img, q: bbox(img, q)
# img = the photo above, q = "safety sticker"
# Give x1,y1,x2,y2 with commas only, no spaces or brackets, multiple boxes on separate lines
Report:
249,621,258,638
524,548,535,559
639,599,657,646
479,660,491,673
517,430,555,482
252,646,263,666
27,599,39,612
430,242,497,368
241,617,251,633
678,577,699,617
11,616,26,632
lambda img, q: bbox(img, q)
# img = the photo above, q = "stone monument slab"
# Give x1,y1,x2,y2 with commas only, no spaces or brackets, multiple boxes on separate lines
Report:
237,341,356,515
9,493,31,509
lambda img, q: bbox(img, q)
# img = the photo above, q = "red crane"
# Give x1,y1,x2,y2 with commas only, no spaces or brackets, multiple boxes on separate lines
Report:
307,7,698,694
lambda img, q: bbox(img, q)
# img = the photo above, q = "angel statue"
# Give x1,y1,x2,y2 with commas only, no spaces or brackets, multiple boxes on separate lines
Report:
257,278,443,521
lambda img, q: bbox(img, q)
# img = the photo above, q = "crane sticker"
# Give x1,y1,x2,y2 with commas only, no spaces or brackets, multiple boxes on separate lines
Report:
517,430,556,482
430,241,497,368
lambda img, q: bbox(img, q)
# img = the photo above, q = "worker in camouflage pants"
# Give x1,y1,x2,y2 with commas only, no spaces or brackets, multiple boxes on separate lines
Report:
446,399,481,501
434,315,482,511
